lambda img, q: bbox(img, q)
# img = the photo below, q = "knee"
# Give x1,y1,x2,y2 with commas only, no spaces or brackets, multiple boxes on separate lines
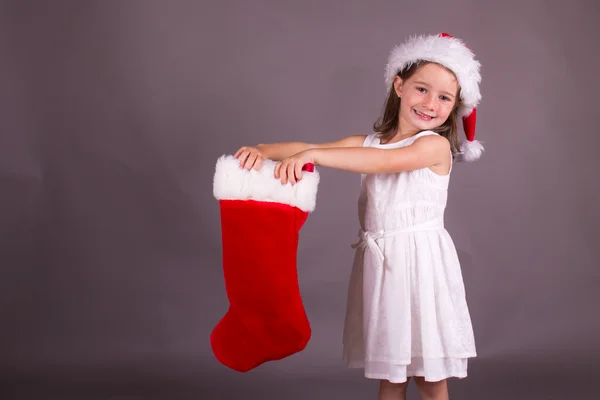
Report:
414,377,447,396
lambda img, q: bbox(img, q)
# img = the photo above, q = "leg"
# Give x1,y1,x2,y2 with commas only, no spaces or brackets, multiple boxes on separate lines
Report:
413,377,449,400
378,379,410,400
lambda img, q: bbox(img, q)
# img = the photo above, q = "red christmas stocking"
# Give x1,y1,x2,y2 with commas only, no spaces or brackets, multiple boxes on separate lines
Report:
211,155,320,372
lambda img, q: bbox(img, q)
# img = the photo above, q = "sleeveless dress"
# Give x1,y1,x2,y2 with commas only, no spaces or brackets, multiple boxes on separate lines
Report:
342,131,477,383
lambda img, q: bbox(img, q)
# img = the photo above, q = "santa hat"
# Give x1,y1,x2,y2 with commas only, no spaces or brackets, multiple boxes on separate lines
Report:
384,32,483,161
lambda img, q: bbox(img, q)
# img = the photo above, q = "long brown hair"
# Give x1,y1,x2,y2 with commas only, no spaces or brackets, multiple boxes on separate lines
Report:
373,61,463,155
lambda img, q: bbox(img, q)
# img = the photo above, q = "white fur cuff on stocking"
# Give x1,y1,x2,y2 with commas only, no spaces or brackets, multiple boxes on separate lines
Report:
213,155,320,213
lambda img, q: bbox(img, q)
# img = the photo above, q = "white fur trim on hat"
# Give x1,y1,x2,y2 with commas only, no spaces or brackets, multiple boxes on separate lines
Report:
384,34,482,117
213,155,320,212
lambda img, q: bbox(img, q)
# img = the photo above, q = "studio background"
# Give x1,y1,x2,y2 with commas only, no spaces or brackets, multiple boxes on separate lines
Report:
1,0,598,399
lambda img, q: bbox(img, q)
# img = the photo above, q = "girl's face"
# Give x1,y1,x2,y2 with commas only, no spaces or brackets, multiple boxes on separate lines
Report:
394,63,459,134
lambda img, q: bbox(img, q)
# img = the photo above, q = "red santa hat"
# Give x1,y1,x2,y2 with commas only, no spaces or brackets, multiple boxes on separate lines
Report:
384,32,483,161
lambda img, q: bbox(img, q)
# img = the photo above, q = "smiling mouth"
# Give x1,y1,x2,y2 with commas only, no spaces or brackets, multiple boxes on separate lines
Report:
413,109,435,121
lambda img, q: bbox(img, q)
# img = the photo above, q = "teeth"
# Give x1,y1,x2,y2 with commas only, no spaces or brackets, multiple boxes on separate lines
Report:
415,109,433,119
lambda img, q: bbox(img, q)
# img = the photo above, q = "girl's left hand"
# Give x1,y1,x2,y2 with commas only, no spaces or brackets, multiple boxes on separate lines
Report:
274,150,315,185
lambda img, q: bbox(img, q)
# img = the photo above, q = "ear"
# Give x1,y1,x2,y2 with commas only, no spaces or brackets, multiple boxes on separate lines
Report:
393,76,404,97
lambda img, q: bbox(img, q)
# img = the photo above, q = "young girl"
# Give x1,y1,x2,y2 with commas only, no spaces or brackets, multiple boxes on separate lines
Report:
234,33,482,400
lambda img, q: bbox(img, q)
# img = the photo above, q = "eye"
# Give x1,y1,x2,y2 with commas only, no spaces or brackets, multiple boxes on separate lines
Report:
440,95,450,101
416,87,426,93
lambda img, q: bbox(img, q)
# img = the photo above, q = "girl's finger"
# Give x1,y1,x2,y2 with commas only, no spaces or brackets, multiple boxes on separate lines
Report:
238,151,249,167
246,154,257,170
281,162,289,184
287,162,296,185
294,162,303,181
253,157,263,171
274,162,281,179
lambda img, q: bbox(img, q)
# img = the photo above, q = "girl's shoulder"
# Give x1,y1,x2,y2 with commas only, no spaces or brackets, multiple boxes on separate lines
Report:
366,131,442,148
409,130,449,149
363,133,380,147
412,130,441,140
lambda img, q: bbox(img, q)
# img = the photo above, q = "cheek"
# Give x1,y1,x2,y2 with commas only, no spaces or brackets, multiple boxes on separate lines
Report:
398,100,409,113
402,97,416,110
439,103,454,117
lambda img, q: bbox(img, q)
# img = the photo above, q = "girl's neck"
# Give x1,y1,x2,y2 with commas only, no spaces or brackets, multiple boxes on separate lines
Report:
383,125,419,145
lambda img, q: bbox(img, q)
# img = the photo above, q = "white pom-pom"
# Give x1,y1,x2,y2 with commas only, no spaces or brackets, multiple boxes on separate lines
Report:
456,139,484,162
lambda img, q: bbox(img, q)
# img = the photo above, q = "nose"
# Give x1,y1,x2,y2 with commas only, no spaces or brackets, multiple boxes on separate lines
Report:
422,94,435,110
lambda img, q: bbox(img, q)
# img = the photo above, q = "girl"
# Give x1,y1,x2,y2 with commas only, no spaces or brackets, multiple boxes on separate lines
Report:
234,33,483,400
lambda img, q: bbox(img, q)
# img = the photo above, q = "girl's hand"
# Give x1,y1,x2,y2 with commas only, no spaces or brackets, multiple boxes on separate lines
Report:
234,146,266,170
274,150,315,185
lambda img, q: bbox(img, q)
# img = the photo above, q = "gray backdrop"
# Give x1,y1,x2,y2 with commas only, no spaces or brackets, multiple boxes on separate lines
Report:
1,0,598,399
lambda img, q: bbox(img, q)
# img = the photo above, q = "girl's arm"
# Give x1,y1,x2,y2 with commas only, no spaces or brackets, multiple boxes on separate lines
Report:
235,135,367,169
275,135,450,184
314,135,450,173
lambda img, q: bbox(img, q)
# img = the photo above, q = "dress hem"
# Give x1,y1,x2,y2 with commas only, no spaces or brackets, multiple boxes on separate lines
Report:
345,357,471,383
363,371,468,383
342,352,478,364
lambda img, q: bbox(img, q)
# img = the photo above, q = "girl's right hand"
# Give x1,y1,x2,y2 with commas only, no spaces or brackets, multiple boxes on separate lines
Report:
234,146,266,170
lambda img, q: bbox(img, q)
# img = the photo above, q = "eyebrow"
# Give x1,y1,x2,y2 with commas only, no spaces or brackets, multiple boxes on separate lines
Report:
413,81,456,98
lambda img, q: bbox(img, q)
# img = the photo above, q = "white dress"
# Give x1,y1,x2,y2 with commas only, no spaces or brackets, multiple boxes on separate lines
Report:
342,131,477,383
